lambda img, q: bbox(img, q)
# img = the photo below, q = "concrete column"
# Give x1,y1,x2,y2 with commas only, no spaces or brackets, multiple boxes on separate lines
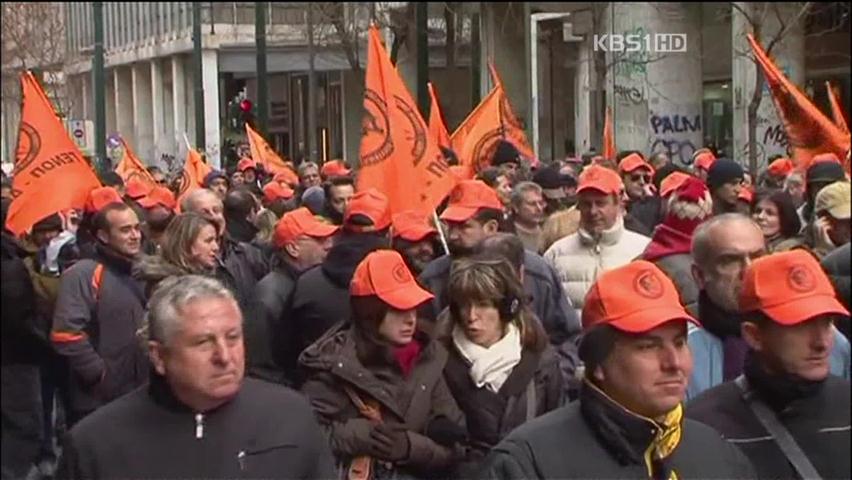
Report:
132,62,154,164
482,3,530,135
201,49,221,169
575,36,593,154
151,59,166,166
604,3,703,166
732,2,804,172
171,55,187,160
105,69,117,134
81,74,92,120
162,60,176,164
341,69,365,167
114,66,135,147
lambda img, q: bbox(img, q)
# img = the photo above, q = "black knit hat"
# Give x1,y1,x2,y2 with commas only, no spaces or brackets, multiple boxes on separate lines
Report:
706,158,744,191
493,140,521,167
806,161,845,185
533,166,576,190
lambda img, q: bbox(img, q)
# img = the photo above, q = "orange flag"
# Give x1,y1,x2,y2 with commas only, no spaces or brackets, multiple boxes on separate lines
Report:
115,137,156,186
488,62,537,165
826,82,849,135
357,26,455,214
427,82,451,149
747,34,850,171
603,106,616,161
245,123,292,175
450,86,504,179
6,72,101,236
175,147,212,206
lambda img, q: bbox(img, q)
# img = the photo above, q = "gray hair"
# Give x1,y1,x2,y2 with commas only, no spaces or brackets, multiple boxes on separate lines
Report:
140,275,238,346
298,161,319,177
691,213,760,268
180,188,220,214
784,171,805,190
511,181,543,208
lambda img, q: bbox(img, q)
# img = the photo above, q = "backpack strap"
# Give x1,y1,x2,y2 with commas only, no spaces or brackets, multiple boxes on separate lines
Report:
342,386,383,480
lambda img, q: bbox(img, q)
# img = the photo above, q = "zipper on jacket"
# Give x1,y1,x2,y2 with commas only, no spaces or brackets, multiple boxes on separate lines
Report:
195,413,204,439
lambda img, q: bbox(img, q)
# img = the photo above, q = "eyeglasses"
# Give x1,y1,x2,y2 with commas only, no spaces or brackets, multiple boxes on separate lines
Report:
631,174,652,183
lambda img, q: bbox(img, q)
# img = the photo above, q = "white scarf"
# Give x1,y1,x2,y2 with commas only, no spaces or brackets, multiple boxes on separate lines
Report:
452,323,523,393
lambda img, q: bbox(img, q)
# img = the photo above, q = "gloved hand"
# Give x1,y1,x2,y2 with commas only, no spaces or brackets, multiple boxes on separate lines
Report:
367,423,410,461
425,416,467,447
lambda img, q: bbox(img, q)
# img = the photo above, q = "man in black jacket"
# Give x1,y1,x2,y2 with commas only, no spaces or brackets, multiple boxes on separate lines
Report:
249,208,338,385
484,260,755,479
57,275,335,480
823,242,850,338
687,250,851,479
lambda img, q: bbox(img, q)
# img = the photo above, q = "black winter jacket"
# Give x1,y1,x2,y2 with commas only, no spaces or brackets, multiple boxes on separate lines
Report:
822,242,850,338
56,375,336,479
249,260,301,385
1,233,47,366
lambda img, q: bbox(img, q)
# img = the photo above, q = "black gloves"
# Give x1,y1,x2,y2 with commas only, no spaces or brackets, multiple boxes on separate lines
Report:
367,423,410,461
425,416,467,447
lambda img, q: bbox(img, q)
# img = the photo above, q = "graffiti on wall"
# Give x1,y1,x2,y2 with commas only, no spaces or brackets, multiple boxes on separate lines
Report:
614,84,645,106
648,112,702,165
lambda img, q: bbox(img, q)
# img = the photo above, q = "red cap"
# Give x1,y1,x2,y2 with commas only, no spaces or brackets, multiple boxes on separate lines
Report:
440,180,504,223
618,153,654,174
693,149,717,172
125,177,153,200
320,160,352,179
85,187,124,213
237,158,257,172
273,169,299,188
577,165,624,196
262,181,295,204
350,250,434,310
344,189,392,232
768,158,794,178
659,172,693,198
273,207,339,248
583,261,699,333
393,211,438,242
137,186,177,211
740,250,849,324
737,186,755,204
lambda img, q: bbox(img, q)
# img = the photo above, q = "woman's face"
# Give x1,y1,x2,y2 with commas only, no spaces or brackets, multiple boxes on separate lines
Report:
378,308,417,347
458,300,505,348
753,199,781,239
190,224,220,269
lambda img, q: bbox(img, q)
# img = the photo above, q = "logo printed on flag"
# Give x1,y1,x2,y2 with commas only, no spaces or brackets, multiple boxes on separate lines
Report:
14,122,41,175
361,89,393,166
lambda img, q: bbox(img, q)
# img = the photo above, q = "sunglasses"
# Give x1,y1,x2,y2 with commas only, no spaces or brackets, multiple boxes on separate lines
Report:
630,173,652,183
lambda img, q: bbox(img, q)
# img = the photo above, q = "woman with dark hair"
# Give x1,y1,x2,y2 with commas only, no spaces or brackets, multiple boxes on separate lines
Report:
438,255,563,473
752,190,803,252
299,250,465,479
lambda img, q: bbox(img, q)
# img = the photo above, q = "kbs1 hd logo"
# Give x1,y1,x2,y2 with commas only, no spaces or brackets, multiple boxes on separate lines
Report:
594,33,687,53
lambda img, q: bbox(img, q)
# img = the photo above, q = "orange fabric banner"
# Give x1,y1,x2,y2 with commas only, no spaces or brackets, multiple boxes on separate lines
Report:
603,106,616,161
747,34,850,171
175,147,212,206
488,62,537,165
826,81,849,135
115,137,156,185
357,26,455,214
245,123,293,175
427,82,451,149
450,86,504,179
6,72,101,236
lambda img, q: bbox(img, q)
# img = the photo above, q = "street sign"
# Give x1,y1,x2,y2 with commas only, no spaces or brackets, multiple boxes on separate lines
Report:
65,119,95,156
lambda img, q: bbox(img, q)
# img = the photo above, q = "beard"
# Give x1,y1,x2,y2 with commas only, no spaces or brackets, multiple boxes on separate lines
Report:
448,241,475,258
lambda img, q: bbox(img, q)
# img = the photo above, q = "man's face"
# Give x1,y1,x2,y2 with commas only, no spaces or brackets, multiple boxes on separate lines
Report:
230,172,244,186
715,179,744,209
446,218,495,257
328,184,355,216
824,214,851,246
149,297,245,412
99,208,142,258
744,316,835,382
623,168,653,201
514,190,547,226
693,220,766,312
595,321,692,419
495,175,513,205
209,178,228,200
577,191,621,235
785,179,805,206
152,172,167,187
190,193,226,237
399,238,436,274
243,169,257,184
292,235,334,269
499,162,520,181
300,166,321,189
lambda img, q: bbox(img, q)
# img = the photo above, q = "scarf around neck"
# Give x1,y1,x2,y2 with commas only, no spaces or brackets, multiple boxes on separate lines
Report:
452,323,522,393
643,224,693,261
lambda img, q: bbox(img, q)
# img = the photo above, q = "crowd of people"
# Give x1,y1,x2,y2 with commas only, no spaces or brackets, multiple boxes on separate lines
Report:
1,140,850,480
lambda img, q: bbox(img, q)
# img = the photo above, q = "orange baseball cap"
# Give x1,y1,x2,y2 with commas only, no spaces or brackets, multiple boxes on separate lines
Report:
350,250,434,310
583,261,699,333
273,168,299,188
273,207,339,248
125,177,153,200
659,172,693,198
85,186,124,213
768,157,794,178
321,160,352,179
577,165,624,196
137,186,177,211
618,153,654,174
262,181,295,204
440,180,504,223
393,211,438,242
237,158,257,172
740,250,849,324
344,188,392,232
693,149,717,172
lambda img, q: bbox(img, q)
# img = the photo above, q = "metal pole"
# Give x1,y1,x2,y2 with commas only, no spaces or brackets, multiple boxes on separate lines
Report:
192,2,206,152
93,2,107,174
471,12,481,106
256,2,268,135
416,2,429,117
549,34,555,161
307,4,317,162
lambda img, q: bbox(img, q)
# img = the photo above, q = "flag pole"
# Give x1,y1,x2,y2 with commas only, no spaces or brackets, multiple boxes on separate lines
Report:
433,210,450,256
183,133,192,152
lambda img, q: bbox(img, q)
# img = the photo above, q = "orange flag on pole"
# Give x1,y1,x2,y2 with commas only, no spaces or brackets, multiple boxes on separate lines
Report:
175,147,212,206
826,82,849,135
115,137,156,186
603,106,616,161
427,82,451,149
450,86,504,179
488,62,537,165
747,34,850,171
245,123,292,175
6,72,101,236
357,26,455,214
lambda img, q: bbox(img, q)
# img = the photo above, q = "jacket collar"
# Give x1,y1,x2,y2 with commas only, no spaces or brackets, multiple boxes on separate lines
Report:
147,369,237,416
95,242,136,275
697,291,743,339
578,217,625,248
743,350,825,413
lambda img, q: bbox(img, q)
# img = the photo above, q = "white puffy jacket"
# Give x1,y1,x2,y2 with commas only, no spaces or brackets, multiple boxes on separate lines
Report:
543,217,650,322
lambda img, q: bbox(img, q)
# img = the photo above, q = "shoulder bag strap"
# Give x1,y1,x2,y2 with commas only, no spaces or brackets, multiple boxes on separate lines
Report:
734,375,822,480
525,379,537,422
